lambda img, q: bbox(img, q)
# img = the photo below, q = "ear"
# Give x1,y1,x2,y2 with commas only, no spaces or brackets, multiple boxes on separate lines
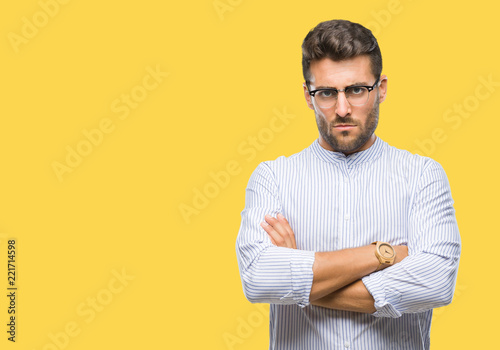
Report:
303,83,314,110
378,74,388,103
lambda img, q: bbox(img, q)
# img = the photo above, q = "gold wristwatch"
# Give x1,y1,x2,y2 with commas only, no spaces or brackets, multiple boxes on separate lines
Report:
372,241,396,271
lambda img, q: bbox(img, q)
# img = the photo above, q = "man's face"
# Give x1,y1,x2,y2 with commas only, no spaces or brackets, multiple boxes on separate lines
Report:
304,56,387,155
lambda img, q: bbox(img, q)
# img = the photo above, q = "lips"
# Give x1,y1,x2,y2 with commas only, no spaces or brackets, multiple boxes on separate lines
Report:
333,124,356,131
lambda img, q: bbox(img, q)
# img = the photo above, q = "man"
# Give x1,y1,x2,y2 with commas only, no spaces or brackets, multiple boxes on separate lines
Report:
235,19,461,349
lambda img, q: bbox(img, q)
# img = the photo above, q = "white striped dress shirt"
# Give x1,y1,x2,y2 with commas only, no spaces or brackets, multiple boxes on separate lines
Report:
236,137,461,350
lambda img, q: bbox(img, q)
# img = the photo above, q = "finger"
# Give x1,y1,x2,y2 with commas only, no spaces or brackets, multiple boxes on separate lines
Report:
260,221,278,246
277,213,297,249
272,214,296,249
268,235,277,246
262,217,294,248
265,215,294,248
260,221,286,247
262,219,291,248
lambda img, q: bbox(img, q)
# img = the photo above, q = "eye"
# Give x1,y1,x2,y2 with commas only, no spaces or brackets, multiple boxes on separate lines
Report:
347,87,366,95
317,89,337,98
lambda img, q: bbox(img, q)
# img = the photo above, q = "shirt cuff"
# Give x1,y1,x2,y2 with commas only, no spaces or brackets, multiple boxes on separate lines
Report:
362,272,402,318
288,249,315,308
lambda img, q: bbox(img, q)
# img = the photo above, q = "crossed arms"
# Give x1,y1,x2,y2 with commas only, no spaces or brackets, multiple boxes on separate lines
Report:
236,160,461,317
261,213,407,313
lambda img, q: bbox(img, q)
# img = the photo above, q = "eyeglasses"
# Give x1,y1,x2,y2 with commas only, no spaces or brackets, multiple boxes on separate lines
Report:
308,78,380,108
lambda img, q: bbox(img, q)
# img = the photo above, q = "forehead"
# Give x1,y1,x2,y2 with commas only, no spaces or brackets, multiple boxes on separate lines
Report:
309,56,374,87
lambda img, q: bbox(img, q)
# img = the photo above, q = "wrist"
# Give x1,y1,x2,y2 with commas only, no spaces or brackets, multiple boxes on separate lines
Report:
371,241,396,271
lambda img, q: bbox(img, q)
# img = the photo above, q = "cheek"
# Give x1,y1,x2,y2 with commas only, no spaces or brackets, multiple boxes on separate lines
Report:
354,105,374,123
317,107,336,121
316,111,332,127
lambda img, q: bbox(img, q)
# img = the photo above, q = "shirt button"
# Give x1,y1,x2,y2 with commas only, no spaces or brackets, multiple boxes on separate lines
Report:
345,214,350,221
344,341,350,348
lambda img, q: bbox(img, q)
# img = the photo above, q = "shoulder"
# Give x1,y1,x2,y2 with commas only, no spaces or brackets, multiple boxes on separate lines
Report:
382,141,444,173
381,141,450,191
255,143,314,173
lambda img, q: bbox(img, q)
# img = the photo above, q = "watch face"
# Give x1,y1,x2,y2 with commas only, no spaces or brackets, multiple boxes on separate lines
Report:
379,243,395,259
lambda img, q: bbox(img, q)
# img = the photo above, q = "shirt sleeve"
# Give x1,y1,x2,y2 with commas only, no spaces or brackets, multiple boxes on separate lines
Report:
362,159,461,318
236,162,316,307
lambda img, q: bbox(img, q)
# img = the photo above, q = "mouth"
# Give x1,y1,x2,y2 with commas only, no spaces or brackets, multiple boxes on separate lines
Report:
333,124,356,131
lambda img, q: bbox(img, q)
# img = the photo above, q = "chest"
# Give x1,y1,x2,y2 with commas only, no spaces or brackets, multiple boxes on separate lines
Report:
278,162,412,251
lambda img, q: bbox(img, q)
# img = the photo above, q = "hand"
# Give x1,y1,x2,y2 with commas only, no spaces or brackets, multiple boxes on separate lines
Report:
260,213,297,249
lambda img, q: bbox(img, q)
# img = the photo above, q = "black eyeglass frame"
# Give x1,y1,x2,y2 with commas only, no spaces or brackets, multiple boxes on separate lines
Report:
307,77,380,106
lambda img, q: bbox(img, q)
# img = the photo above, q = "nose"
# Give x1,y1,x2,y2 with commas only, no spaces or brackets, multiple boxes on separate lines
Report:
335,91,351,117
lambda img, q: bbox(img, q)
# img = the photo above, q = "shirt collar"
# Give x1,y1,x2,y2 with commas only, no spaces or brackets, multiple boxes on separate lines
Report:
310,136,385,166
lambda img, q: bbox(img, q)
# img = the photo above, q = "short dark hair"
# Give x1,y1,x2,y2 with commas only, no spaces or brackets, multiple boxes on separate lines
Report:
302,20,382,85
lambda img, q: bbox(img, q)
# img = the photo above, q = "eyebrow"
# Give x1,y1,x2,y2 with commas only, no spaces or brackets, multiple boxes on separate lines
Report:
315,82,371,89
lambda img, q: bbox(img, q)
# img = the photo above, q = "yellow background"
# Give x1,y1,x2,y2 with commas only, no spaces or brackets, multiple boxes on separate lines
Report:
0,0,497,348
